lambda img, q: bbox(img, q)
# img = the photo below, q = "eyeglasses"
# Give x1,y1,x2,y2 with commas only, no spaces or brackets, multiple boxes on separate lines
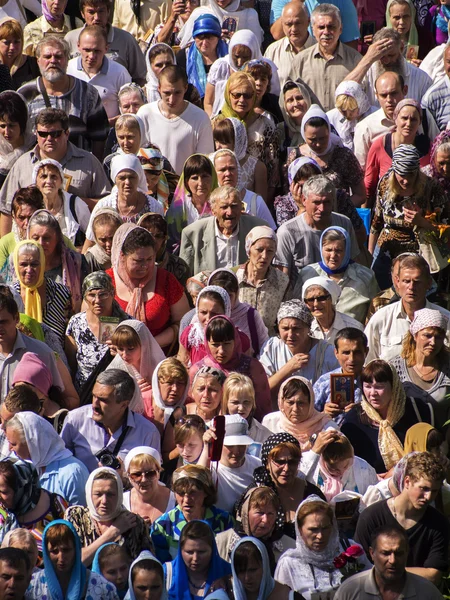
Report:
128,469,158,482
36,129,64,139
271,458,299,467
304,294,331,305
85,291,111,301
230,91,254,100
144,169,163,176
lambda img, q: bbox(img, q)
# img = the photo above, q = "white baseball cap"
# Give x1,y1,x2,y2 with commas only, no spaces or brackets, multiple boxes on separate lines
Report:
223,414,254,446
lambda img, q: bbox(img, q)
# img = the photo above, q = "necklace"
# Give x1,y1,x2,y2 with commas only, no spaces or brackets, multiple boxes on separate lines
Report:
413,364,437,380
188,576,207,590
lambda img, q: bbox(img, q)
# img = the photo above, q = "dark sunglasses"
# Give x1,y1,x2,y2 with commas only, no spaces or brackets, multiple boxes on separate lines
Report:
36,129,65,139
144,168,162,176
271,458,299,467
128,469,158,481
304,294,331,305
230,91,253,100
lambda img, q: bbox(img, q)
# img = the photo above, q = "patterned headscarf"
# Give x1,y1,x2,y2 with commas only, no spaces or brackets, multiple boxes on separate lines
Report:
288,156,321,186
277,299,313,326
391,144,420,175
245,226,277,256
334,80,371,116
410,308,448,336
82,270,115,297
6,458,41,516
428,128,450,194
228,117,248,161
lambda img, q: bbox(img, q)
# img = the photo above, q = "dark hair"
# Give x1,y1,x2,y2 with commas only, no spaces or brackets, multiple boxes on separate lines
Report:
122,228,156,255
361,360,393,386
427,428,444,453
131,559,164,585
79,24,108,43
0,547,30,573
334,328,368,351
212,118,235,147
243,62,272,93
5,385,40,414
205,317,235,343
80,0,111,11
233,541,263,575
138,214,168,237
293,162,321,184
281,378,311,402
159,65,188,86
0,286,19,317
184,155,213,195
198,290,226,312
283,80,300,94
98,545,131,571
208,270,239,295
369,525,409,551
304,117,328,129
35,108,69,131
0,460,17,491
0,92,28,135
180,521,214,549
12,187,44,217
149,45,173,63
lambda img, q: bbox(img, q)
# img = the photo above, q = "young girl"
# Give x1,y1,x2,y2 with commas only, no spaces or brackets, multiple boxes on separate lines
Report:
127,551,167,600
92,543,131,600
85,208,122,271
174,414,207,466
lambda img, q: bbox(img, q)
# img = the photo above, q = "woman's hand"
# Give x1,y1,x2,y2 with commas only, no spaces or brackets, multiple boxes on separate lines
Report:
171,0,186,17
203,426,217,446
311,430,340,454
138,378,152,393
287,353,309,373
110,511,137,536
106,341,117,356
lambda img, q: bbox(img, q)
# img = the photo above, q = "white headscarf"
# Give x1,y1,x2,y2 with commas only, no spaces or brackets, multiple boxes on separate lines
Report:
124,446,162,472
125,551,168,600
188,285,232,349
228,117,248,161
301,105,343,156
86,467,124,522
231,537,275,600
12,412,72,473
144,43,176,102
302,277,342,306
31,159,65,187
151,359,190,427
117,114,147,150
227,29,262,70
110,154,148,194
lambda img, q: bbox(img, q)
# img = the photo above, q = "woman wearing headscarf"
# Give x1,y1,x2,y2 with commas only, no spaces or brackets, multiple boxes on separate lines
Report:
422,127,450,201
386,0,419,49
28,520,118,599
297,226,379,324
0,19,39,89
301,277,363,344
166,154,218,254
147,357,190,430
327,81,375,151
103,113,147,183
13,239,72,343
137,148,171,210
65,466,152,566
298,105,365,207
91,543,131,599
390,308,450,427
85,208,123,272
341,360,433,474
23,0,82,56
259,300,339,395
4,412,89,506
84,154,164,249
236,226,291,336
279,79,319,152
275,496,369,599
125,550,167,600
369,144,447,289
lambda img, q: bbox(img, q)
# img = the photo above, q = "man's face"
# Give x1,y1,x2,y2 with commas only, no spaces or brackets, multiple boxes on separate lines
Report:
82,3,110,28
78,33,107,73
370,534,407,583
303,192,333,226
312,14,342,53
92,382,127,427
404,476,441,509
158,78,188,112
282,7,309,46
36,120,69,158
395,267,430,304
212,193,242,233
379,43,403,67
37,44,68,82
334,339,368,376
375,74,405,119
0,560,30,600
0,308,18,348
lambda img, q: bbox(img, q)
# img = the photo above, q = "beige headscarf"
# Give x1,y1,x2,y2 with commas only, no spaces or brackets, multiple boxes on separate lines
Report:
361,363,406,470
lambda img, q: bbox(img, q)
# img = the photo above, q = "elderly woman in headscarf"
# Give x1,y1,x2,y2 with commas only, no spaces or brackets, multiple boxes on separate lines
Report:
103,113,147,182
297,226,379,324
422,127,450,201
65,466,152,566
275,496,369,598
369,144,447,289
84,208,122,272
327,81,375,151
259,300,339,397
386,0,419,50
236,226,291,336
301,277,363,344
83,154,164,251
341,360,433,475
65,271,130,391
390,308,450,427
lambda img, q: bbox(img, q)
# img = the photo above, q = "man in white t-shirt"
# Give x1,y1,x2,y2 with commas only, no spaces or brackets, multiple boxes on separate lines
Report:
199,414,261,513
137,65,214,175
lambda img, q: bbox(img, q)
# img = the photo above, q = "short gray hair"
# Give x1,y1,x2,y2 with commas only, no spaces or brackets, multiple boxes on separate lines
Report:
209,185,241,208
302,175,336,202
4,415,25,443
373,27,402,46
311,3,341,26
17,242,41,261
96,369,136,404
36,36,70,60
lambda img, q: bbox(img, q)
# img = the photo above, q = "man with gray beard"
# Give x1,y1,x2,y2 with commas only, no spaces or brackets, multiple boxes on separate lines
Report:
18,35,109,161
344,28,432,106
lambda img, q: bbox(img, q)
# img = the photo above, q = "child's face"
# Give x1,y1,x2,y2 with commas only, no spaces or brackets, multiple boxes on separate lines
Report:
227,392,254,420
102,554,130,592
176,432,203,464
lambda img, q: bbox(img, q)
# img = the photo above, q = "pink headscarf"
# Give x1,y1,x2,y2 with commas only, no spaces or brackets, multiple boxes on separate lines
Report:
12,352,52,396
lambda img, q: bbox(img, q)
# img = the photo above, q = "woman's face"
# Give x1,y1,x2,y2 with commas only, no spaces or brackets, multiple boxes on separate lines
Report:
84,288,114,317
0,36,22,62
94,223,117,256
323,457,353,478
268,447,300,487
116,169,139,197
284,88,308,123
101,555,129,592
281,390,310,424
119,91,144,115
91,478,118,518
231,44,252,69
145,225,166,256
435,148,450,179
29,224,58,258
47,0,67,18
229,82,255,118
248,239,276,272
303,285,333,320
36,165,62,196
13,204,35,237
17,249,41,287
6,427,30,460
394,170,417,190
48,538,76,576
194,33,219,56
362,379,392,413
339,105,359,121
192,375,223,414
175,484,207,518
133,569,164,600
159,378,187,406
187,171,213,200
117,128,141,154
389,2,412,37
124,246,156,281
144,171,161,195
207,338,235,365
197,297,224,328
128,458,160,495
414,327,446,359
181,539,212,573
116,342,142,368
278,318,309,353
0,474,14,509
322,239,345,271
227,391,254,420
247,501,277,538
176,432,203,463
303,124,329,155
151,52,173,77
253,76,269,101
0,115,22,146
236,556,263,596
300,512,333,552
395,106,420,139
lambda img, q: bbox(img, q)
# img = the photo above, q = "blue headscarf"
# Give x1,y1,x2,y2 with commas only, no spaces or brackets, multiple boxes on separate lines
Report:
92,542,128,600
187,14,228,97
319,226,353,275
42,519,87,600
125,551,167,600
164,521,231,600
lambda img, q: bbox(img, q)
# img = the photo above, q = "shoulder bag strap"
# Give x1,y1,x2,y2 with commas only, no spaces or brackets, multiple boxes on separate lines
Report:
38,77,52,109
247,307,260,356
69,194,79,223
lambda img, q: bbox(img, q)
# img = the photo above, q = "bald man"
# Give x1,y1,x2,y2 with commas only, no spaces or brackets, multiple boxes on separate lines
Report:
264,1,314,86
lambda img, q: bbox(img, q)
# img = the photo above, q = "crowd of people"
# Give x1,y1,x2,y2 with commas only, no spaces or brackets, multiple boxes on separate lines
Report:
0,0,449,598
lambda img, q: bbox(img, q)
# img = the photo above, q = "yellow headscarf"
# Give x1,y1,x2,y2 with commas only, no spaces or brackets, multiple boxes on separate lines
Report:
221,71,257,124
361,363,406,471
404,423,434,454
13,240,45,323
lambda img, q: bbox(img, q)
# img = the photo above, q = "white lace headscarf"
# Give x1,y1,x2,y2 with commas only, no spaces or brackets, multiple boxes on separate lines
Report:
188,285,232,349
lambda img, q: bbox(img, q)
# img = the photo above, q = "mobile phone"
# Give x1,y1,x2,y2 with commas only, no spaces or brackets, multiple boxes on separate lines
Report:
208,415,225,461
360,20,375,39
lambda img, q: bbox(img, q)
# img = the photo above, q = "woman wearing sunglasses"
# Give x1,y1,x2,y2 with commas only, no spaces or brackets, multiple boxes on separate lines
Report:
124,446,176,525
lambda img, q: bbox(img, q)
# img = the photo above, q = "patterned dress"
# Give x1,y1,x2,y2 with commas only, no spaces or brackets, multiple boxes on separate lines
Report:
26,570,119,600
